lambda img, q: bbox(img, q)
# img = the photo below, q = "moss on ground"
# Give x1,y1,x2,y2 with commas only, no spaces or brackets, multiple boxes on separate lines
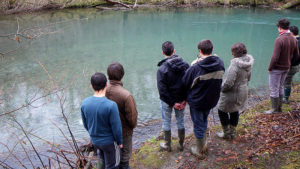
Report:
130,137,169,169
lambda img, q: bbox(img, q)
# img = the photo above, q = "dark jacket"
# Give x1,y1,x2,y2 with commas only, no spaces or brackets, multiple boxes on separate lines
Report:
291,37,300,66
106,80,138,137
183,55,225,111
157,55,189,107
268,32,299,71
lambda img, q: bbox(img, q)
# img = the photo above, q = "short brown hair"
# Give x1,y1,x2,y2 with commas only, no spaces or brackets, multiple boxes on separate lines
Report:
276,18,290,30
231,43,247,58
107,62,124,81
198,40,213,55
91,72,107,91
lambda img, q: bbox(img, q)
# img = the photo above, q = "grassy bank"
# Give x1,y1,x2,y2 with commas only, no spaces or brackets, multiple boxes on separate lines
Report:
0,0,299,14
130,83,300,169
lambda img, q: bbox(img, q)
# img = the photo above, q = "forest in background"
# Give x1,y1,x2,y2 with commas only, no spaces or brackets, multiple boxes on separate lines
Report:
0,0,300,14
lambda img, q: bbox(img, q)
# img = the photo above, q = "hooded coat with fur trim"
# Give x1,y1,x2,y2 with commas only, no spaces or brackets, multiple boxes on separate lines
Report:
217,54,254,113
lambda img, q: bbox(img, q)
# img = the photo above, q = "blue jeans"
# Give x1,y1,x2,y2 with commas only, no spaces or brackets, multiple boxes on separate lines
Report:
160,100,185,131
190,107,210,139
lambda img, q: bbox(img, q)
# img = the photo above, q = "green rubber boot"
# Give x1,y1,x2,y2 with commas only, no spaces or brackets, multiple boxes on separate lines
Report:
264,97,279,114
216,125,231,140
191,135,207,159
229,125,236,139
278,95,283,112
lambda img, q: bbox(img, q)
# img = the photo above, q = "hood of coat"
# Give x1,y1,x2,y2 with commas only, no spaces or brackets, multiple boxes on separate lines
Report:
197,55,224,72
166,56,189,72
157,55,188,72
231,54,254,71
157,55,177,67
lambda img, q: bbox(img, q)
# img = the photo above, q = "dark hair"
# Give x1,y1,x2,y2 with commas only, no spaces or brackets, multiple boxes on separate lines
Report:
231,43,247,58
91,72,107,91
107,62,125,81
198,40,213,55
289,25,299,36
162,41,174,56
276,18,290,30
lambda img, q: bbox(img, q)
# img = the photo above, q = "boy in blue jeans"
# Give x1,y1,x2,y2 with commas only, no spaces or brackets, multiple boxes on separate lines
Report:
157,41,189,151
81,72,123,169
183,40,224,159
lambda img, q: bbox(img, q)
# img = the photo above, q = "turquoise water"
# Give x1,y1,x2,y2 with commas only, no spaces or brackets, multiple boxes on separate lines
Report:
0,8,299,145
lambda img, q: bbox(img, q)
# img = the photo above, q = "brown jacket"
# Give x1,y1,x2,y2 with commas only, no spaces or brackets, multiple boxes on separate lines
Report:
106,80,138,137
268,32,299,71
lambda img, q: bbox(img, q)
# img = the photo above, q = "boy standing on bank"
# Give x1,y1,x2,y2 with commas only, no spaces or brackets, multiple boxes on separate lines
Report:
81,72,123,169
157,41,189,152
106,62,138,169
183,40,225,158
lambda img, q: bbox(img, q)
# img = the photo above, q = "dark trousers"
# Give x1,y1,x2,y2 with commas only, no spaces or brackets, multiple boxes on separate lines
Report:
94,142,120,169
121,136,132,162
190,107,210,139
218,110,239,127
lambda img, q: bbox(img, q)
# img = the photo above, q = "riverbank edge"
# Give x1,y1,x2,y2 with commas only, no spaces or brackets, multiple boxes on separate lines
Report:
1,0,299,15
129,83,300,169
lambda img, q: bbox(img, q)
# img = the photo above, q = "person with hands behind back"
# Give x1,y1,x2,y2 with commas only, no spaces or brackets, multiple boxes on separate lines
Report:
157,41,189,152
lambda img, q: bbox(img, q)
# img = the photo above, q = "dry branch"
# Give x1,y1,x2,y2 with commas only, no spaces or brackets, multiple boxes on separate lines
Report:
13,119,46,168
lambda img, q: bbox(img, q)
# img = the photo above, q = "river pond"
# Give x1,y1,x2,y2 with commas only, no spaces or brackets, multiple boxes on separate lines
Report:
0,8,299,151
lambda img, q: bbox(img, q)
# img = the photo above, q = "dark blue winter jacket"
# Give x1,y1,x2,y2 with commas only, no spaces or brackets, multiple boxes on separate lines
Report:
291,37,300,66
157,55,189,107
183,55,225,111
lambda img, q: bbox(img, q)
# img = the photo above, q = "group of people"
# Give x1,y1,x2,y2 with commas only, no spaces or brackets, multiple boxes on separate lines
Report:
157,40,253,158
80,18,299,169
81,63,138,169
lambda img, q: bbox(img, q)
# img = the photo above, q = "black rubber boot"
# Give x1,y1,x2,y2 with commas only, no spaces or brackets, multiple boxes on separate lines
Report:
178,129,185,151
160,130,171,152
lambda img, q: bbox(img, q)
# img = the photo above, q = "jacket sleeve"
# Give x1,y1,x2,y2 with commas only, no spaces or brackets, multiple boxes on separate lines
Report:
124,95,138,129
110,102,123,145
81,106,88,131
268,39,281,71
222,62,238,92
182,67,195,92
157,69,173,105
294,41,300,65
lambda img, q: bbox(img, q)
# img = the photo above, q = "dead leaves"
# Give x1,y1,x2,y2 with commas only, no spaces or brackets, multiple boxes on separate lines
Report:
240,109,300,159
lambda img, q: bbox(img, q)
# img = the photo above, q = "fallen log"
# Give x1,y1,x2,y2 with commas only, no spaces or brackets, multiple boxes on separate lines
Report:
280,0,300,9
104,0,132,8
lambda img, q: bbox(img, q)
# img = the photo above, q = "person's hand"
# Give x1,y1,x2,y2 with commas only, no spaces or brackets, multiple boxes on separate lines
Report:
119,144,123,148
173,103,181,110
173,101,186,110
